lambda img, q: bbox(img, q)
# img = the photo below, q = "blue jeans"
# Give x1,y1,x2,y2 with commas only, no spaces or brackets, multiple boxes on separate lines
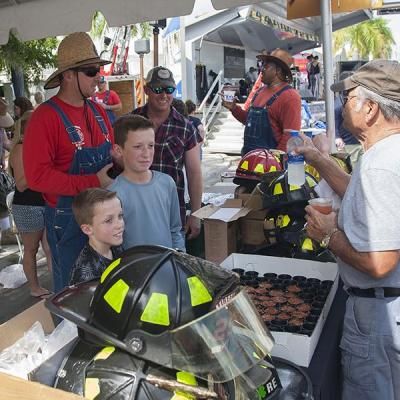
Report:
341,295,400,399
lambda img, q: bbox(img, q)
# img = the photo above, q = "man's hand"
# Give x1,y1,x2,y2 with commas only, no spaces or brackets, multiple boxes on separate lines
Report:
305,205,337,242
96,163,114,188
296,132,324,166
185,214,201,240
220,94,237,111
335,138,345,151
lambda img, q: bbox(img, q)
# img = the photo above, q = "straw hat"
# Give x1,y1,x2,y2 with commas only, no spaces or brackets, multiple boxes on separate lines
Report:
44,32,111,90
0,98,14,129
257,48,294,82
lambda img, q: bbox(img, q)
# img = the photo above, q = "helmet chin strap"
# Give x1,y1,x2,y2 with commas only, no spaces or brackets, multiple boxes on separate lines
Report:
75,72,88,100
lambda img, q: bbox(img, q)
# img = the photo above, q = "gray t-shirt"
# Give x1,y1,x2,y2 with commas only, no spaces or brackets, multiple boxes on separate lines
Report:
338,134,400,288
109,171,185,251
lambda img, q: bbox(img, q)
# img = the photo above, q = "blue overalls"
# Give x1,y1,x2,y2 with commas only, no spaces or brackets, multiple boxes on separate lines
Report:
242,85,291,156
99,90,117,125
44,99,112,292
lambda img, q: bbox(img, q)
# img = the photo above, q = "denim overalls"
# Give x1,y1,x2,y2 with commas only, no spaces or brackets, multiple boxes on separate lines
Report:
44,99,112,292
242,85,291,156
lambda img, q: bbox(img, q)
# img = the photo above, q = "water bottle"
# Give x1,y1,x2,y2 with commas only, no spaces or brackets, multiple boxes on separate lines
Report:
286,130,305,186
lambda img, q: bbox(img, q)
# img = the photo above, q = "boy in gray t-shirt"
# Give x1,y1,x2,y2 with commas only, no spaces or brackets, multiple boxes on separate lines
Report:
109,115,185,251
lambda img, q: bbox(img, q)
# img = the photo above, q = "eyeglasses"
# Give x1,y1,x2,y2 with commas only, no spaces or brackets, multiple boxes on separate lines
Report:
149,86,175,95
339,92,357,106
74,66,101,77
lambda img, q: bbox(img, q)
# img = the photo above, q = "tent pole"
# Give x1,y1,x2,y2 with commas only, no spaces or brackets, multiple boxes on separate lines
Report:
321,0,336,153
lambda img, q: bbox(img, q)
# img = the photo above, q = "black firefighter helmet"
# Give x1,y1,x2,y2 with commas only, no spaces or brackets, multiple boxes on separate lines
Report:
259,171,318,210
46,245,274,383
54,339,284,400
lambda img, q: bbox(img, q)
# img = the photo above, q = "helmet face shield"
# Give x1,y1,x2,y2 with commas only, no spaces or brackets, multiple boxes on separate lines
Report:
166,290,274,382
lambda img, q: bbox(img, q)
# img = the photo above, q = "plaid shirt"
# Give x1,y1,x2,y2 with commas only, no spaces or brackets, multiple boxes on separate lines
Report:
132,105,200,225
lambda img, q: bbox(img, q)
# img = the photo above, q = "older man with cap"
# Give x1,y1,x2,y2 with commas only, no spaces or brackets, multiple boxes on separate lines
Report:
132,66,202,240
23,32,115,292
223,48,301,155
298,59,400,400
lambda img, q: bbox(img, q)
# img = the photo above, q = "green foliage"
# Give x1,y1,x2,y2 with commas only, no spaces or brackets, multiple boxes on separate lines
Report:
333,18,395,59
91,11,151,40
0,33,58,85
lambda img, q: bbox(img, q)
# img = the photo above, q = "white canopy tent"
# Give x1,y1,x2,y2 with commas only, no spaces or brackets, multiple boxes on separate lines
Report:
0,0,262,45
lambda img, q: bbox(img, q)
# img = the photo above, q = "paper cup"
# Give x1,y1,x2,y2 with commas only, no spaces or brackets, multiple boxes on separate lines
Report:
223,90,235,102
308,198,333,215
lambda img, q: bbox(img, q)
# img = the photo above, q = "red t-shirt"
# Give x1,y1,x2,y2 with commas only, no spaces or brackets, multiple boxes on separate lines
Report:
23,96,114,207
232,84,301,151
92,90,121,106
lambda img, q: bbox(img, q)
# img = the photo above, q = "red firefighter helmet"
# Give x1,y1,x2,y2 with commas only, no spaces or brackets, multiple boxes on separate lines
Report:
233,149,282,187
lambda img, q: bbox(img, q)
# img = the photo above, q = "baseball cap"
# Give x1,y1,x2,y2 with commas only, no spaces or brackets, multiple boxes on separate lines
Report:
330,59,400,102
145,66,176,88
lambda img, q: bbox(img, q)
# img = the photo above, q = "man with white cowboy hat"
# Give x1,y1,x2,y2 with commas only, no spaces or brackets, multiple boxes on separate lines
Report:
222,48,301,155
23,32,116,292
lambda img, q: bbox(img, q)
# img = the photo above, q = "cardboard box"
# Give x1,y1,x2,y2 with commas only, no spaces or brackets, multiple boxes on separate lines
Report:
239,209,269,246
0,301,87,399
192,199,252,264
221,253,338,367
237,189,270,246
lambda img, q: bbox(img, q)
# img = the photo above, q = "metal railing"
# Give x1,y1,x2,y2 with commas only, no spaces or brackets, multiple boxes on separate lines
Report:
198,70,223,134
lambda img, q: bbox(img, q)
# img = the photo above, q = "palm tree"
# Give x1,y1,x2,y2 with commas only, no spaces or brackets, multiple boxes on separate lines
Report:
333,17,395,60
91,11,151,41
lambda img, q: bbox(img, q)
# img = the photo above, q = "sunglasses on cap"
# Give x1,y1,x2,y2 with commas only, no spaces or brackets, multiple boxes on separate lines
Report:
74,66,101,77
149,86,175,95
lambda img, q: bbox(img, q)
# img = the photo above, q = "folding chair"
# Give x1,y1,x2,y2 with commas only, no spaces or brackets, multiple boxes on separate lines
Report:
6,191,24,264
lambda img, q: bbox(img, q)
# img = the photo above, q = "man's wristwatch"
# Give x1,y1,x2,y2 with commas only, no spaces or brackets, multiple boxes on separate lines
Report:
320,228,340,249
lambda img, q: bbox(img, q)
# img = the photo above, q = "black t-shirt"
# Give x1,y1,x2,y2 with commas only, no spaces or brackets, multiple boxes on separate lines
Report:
69,243,123,285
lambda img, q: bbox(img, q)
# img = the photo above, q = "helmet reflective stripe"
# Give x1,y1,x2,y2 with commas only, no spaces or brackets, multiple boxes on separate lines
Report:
302,238,314,251
273,183,283,195
241,160,249,170
177,371,198,386
305,176,316,187
254,163,265,173
289,184,300,191
94,346,115,361
85,378,100,400
101,258,121,283
276,215,290,228
172,371,198,400
103,279,129,313
269,165,277,172
140,293,170,326
187,276,213,307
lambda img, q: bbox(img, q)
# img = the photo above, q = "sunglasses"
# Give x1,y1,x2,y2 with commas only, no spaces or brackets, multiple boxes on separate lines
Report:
74,66,101,77
339,91,357,106
149,86,175,95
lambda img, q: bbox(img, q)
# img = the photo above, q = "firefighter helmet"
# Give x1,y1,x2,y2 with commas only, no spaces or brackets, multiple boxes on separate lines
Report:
233,149,282,188
55,339,236,400
259,171,318,210
47,245,274,383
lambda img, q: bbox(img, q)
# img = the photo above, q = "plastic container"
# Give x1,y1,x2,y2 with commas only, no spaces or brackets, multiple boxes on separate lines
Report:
286,130,305,186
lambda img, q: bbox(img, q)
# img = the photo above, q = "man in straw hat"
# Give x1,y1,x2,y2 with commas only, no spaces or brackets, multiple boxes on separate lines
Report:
23,32,116,292
222,48,301,155
298,59,400,399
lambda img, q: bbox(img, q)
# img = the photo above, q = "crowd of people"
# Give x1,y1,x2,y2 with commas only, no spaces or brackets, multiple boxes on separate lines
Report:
0,29,399,400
